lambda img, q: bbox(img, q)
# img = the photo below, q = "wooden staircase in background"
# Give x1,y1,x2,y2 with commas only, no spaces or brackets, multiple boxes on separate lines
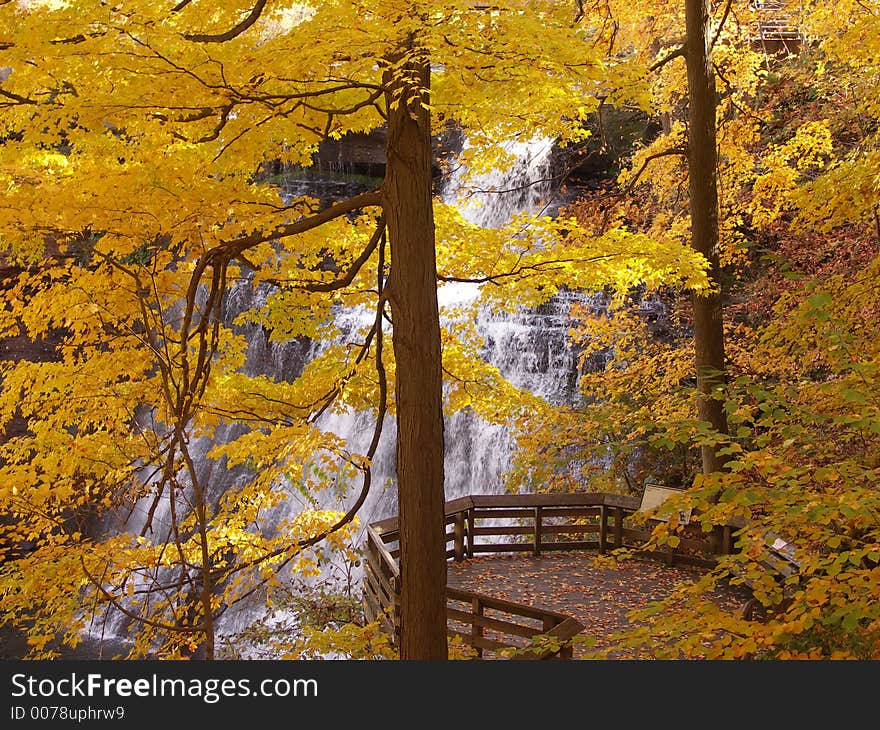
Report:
753,0,804,55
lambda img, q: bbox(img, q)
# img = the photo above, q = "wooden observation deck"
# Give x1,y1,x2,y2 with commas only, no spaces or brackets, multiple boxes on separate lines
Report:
361,492,799,659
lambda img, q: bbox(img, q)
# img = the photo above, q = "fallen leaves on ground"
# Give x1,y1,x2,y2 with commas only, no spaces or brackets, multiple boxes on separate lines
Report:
446,552,748,658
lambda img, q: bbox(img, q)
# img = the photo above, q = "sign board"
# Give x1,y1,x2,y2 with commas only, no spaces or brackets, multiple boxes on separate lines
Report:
638,484,692,524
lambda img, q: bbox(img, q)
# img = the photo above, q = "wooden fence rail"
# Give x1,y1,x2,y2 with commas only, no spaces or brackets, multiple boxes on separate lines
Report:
362,492,742,659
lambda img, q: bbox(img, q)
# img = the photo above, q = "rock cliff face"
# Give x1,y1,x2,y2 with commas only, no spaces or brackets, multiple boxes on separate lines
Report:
315,127,389,178
553,105,662,190
263,123,465,186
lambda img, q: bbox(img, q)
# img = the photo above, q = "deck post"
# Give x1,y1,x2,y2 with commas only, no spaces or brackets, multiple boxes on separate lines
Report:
391,576,400,645
467,508,475,558
472,596,483,658
614,506,624,548
722,524,732,555
453,512,465,561
599,504,608,553
534,506,542,557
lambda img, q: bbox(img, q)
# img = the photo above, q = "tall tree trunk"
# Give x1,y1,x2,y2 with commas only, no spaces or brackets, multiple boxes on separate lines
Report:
685,0,728,474
383,57,448,660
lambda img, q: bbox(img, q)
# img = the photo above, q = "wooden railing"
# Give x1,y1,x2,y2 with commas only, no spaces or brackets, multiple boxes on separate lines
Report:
362,492,741,659
446,587,583,659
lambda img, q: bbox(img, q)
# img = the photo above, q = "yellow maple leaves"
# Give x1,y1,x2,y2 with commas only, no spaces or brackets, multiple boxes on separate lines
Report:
0,0,738,658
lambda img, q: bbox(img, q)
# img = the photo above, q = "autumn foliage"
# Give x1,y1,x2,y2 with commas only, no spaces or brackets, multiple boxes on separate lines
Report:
0,0,878,660
510,1,880,658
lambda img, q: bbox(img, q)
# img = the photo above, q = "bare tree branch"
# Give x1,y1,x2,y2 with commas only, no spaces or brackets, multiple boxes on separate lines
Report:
438,254,634,285
710,0,735,51
242,218,386,293
622,145,688,192
0,88,36,106
180,188,382,347
649,45,687,73
81,558,203,634
215,233,390,606
183,0,269,43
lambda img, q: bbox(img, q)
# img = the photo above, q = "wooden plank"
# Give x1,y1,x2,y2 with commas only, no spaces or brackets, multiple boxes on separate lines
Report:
367,493,636,532
470,493,606,508
447,587,571,622
364,554,392,596
366,528,401,578
467,510,475,559
369,516,399,534
614,505,624,547
363,584,392,629
511,618,585,660
364,536,397,581
362,583,396,638
722,525,732,554
539,507,601,519
470,543,534,554
532,506,541,558
447,629,513,652
603,494,641,510
534,506,542,557
362,586,379,623
362,547,397,603
471,525,533,536
538,541,600,552
471,596,483,658
443,496,475,515
471,508,534,520
446,607,543,639
362,572,381,604
539,524,600,535
453,512,465,561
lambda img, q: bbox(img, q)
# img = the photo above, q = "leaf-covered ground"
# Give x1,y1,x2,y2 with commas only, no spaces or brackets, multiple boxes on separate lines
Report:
447,552,750,658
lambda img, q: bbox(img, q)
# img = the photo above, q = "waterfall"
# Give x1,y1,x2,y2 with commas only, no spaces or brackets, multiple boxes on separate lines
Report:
444,136,557,228
304,136,586,513
437,136,584,496
86,135,603,655
211,136,599,648
233,136,584,524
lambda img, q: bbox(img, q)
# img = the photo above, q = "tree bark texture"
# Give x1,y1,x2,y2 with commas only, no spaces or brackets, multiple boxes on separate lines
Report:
685,0,729,474
383,57,448,660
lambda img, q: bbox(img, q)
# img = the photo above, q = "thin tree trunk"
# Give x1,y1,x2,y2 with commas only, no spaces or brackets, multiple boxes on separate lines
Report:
685,0,728,474
383,57,448,660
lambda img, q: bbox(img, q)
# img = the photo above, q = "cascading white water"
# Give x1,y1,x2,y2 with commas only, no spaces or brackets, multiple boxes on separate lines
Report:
88,135,606,654
436,136,587,497
210,136,598,646
232,136,584,524
299,136,587,513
